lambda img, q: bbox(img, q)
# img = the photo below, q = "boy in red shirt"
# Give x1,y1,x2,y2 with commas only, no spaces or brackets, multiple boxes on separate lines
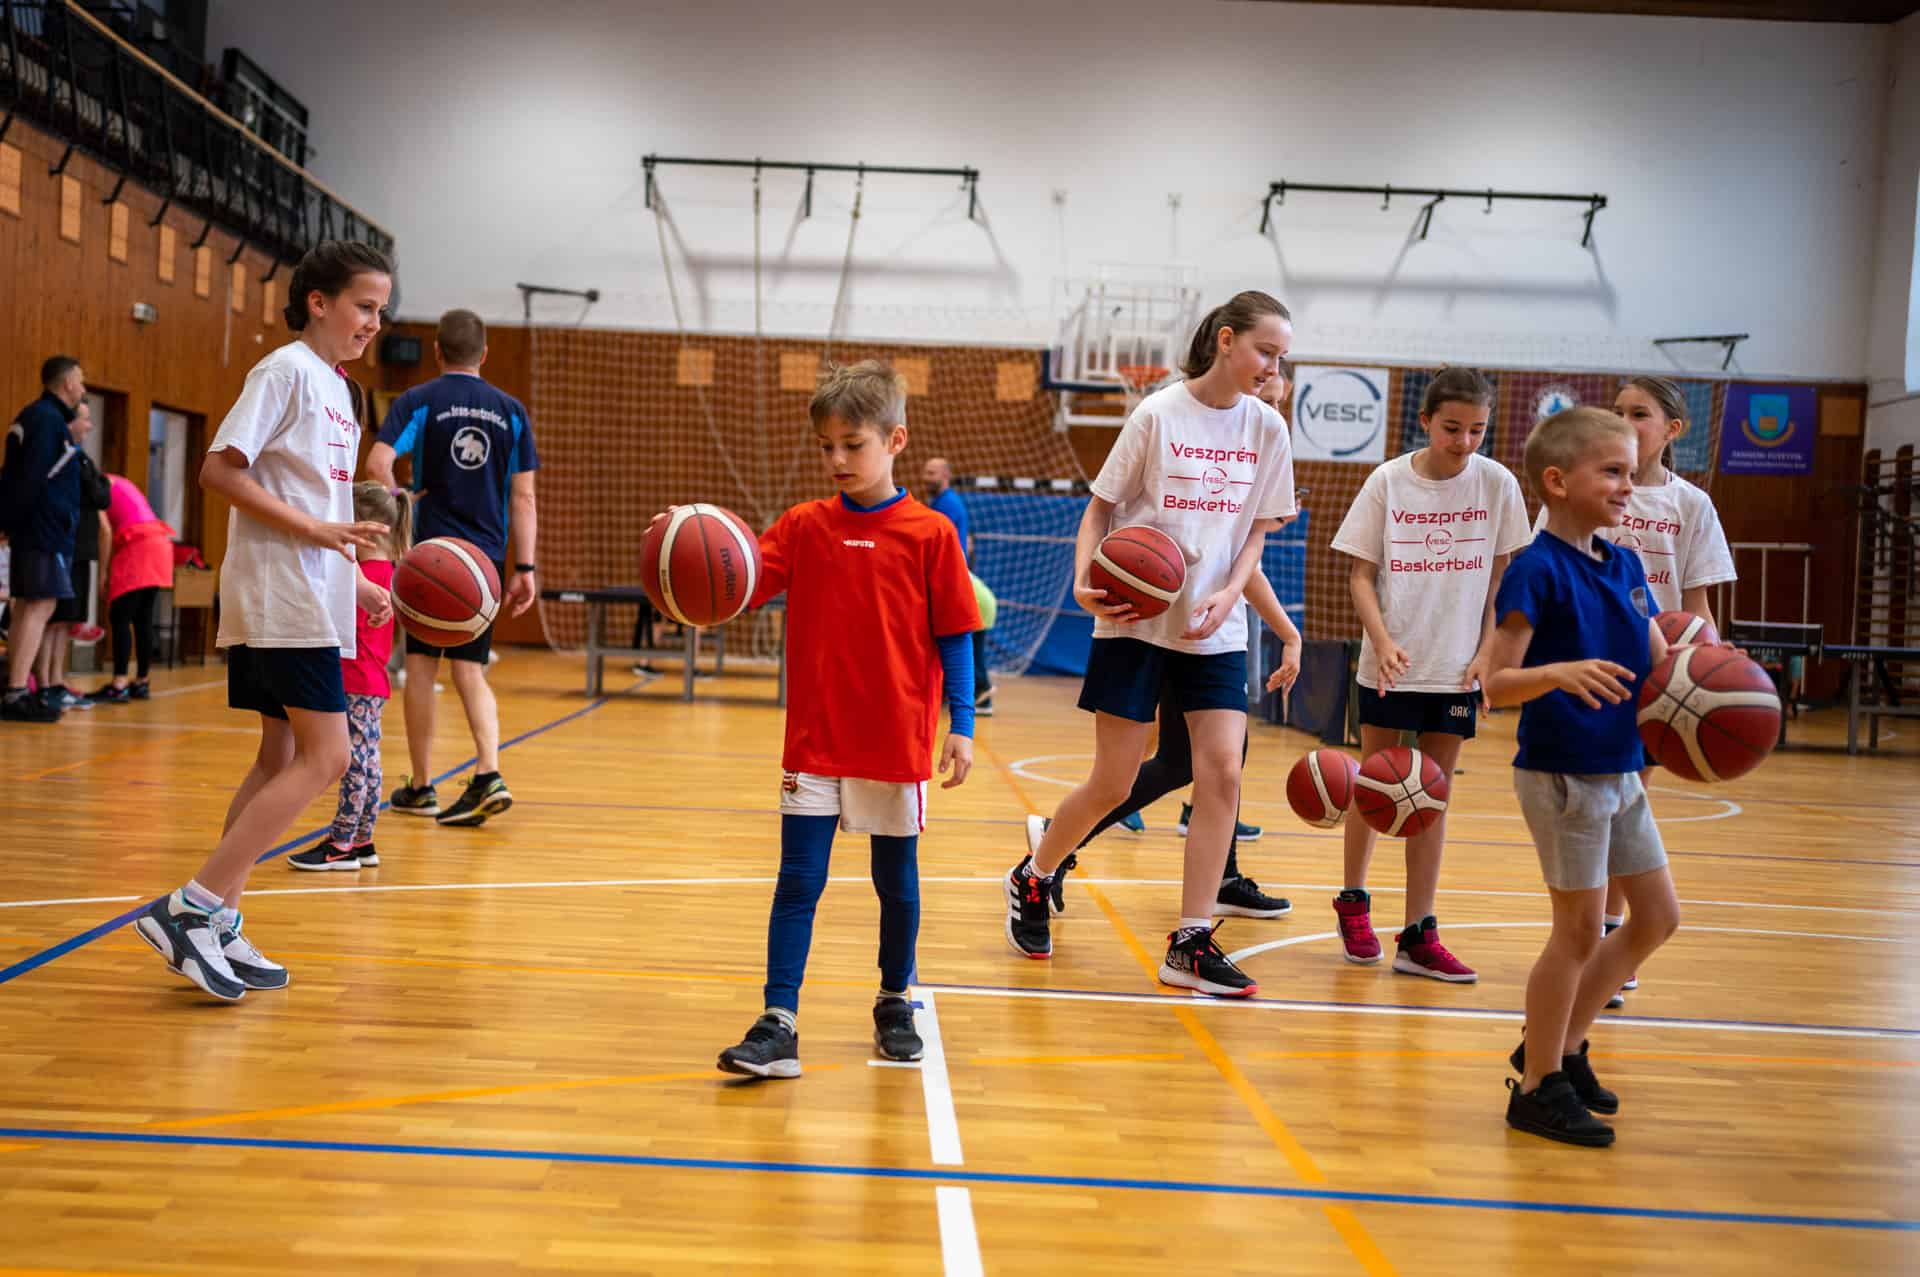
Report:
695,361,979,1079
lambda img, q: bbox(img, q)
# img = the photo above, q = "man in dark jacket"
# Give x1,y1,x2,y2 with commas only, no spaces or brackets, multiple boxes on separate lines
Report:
37,399,111,709
2,355,88,722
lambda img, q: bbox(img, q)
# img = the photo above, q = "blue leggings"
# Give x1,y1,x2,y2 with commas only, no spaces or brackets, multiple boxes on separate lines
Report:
764,815,919,1012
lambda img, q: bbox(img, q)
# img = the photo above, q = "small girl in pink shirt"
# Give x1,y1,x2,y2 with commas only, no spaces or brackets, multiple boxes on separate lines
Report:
290,483,410,870
89,475,178,702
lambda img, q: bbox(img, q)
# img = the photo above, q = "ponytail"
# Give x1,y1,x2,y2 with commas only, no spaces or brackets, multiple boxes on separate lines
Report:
1622,375,1689,471
351,480,412,558
1179,290,1291,379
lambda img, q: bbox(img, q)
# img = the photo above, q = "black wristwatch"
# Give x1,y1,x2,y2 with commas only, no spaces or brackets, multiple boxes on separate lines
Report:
514,563,537,574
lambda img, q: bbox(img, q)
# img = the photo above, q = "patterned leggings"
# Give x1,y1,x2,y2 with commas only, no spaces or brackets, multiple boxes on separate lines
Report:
330,693,386,846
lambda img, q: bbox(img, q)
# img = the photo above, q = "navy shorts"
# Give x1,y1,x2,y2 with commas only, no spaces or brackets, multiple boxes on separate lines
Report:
227,644,347,719
51,555,94,624
1357,684,1478,739
404,557,504,664
8,548,75,601
1078,637,1247,723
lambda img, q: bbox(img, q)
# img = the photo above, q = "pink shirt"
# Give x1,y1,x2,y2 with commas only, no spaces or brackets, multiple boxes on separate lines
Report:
341,559,397,698
107,475,162,531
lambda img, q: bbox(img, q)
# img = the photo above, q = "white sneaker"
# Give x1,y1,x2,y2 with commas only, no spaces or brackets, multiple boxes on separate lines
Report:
135,892,245,1000
216,911,289,990
1025,813,1046,858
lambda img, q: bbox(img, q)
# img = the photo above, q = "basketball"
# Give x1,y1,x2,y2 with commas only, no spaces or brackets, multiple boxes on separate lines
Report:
1655,610,1720,648
640,503,762,628
1637,646,1781,783
392,537,502,648
1088,525,1185,620
1287,749,1358,828
1354,747,1450,838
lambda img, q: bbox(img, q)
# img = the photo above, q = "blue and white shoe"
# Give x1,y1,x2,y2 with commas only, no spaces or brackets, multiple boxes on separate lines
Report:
135,891,245,1001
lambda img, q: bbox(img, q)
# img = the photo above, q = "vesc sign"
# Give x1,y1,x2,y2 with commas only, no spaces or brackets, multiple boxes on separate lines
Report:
1291,365,1388,462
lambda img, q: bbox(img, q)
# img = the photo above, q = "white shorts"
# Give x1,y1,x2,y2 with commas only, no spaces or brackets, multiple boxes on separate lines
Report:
779,771,927,836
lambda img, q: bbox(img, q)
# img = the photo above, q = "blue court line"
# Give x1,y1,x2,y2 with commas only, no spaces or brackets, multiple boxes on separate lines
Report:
1,1125,1913,1233
0,695,610,988
921,981,1920,1040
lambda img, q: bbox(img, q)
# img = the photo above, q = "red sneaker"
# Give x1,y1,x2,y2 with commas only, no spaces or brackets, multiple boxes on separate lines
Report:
1392,917,1477,983
1333,890,1381,964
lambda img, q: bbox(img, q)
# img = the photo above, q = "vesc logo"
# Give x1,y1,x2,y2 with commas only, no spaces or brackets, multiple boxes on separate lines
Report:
1292,366,1388,462
1534,384,1578,422
451,425,491,470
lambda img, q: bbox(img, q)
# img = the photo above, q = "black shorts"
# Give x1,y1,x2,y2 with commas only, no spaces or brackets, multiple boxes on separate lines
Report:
1356,684,1478,739
404,558,504,664
227,644,347,719
51,556,94,624
8,548,75,602
1078,637,1247,723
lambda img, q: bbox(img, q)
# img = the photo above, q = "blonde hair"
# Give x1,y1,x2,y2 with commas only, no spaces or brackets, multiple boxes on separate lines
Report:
810,360,907,433
352,481,413,557
1524,407,1636,501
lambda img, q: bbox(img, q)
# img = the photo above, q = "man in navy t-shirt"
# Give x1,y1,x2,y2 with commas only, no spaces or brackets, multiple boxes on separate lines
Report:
366,310,538,827
3,355,88,722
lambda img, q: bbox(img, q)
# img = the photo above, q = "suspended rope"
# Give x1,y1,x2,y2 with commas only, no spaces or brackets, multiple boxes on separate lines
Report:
751,167,770,527
823,169,865,367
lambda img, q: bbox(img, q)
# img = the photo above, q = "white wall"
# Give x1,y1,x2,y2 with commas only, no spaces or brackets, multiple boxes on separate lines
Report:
206,0,1889,377
1865,12,1920,455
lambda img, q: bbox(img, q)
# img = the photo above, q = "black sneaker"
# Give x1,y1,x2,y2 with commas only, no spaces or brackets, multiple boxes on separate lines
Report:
1004,856,1052,958
2,688,61,723
437,773,512,826
873,999,924,1061
1216,875,1291,919
1505,1073,1615,1147
87,682,132,704
288,839,373,871
133,892,246,1001
1176,802,1193,836
718,1014,801,1079
390,779,440,817
1158,924,1258,997
1049,851,1077,915
128,680,151,700
1510,1038,1618,1115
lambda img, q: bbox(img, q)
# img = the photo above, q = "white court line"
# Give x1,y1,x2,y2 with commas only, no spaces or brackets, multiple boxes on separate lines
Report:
935,1187,984,1277
3,876,1916,921
1225,919,1902,965
916,983,1920,1042
47,719,256,734
1007,754,1744,823
148,678,228,699
916,989,965,1166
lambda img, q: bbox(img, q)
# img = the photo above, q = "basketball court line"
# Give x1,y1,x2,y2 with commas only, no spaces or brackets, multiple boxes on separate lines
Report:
1225,919,1901,964
0,693,616,987
911,990,982,1275
2,1126,1912,1233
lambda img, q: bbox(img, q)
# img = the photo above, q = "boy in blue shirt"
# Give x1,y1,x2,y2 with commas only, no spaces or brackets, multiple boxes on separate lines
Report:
1485,406,1681,1148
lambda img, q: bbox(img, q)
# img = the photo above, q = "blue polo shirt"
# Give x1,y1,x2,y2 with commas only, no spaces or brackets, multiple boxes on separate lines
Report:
378,373,538,563
927,486,970,564
1495,529,1658,775
1,393,82,553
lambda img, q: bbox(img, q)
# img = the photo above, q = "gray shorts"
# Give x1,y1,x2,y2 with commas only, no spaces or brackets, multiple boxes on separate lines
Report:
1513,770,1669,891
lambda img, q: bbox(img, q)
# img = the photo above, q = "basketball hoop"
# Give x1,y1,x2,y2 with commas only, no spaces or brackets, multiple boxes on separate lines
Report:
1118,364,1171,404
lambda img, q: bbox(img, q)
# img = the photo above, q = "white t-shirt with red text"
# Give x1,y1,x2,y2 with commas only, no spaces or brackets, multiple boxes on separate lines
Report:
209,340,361,656
1531,469,1734,614
1332,451,1530,692
1089,382,1296,656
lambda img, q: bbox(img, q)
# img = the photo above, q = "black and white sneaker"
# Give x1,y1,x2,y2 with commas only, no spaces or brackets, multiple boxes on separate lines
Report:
134,892,245,1001
1216,875,1291,919
718,1014,801,1079
1175,802,1261,841
216,912,289,990
1049,852,1078,915
1510,1037,1618,1115
390,779,439,817
1505,1073,1615,1147
975,688,994,718
288,839,371,871
2,688,61,722
873,999,924,1061
437,774,512,826
1004,856,1053,958
1159,924,1258,997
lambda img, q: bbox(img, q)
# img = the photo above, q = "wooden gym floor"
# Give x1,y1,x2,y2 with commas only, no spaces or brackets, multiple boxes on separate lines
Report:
1,650,1917,1275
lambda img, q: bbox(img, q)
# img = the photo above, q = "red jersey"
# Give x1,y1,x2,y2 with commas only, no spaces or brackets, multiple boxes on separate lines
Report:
752,492,980,782
340,559,397,698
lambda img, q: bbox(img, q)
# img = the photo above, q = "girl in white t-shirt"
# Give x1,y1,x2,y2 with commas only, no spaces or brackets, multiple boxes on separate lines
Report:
134,242,396,1002
1330,368,1531,983
1004,291,1297,998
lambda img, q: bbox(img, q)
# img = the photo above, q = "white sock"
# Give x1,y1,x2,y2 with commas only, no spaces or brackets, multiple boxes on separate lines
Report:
181,880,221,913
1177,916,1213,935
1604,913,1625,929
765,1006,797,1033
876,988,909,1004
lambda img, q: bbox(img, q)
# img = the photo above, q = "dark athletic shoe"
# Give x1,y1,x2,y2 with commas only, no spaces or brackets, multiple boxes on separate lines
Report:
1004,856,1053,958
88,682,132,704
128,680,151,700
390,779,440,817
1216,875,1291,919
1158,924,1258,997
134,892,245,1001
1506,1073,1615,1147
437,774,512,826
1049,851,1077,915
873,999,924,1061
718,1014,801,1079
2,689,61,722
288,840,372,871
1510,1037,1618,1115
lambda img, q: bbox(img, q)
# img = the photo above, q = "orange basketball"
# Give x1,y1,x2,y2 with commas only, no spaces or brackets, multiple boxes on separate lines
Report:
1637,646,1780,782
1655,610,1720,648
640,503,761,628
393,537,501,648
1088,525,1185,619
1287,749,1358,829
1353,747,1450,838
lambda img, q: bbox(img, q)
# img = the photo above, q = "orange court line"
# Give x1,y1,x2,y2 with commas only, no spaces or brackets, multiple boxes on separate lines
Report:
972,1051,1188,1066
975,735,1044,819
18,729,217,782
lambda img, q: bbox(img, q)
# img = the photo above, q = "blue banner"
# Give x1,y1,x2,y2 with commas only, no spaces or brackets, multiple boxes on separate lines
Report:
1718,383,1815,476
